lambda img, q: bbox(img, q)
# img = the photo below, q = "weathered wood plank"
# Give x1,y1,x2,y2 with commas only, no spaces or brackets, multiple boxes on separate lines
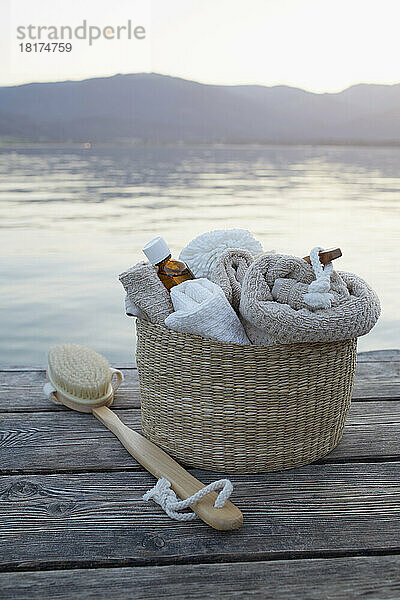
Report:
1,401,400,474
0,348,398,372
348,400,400,424
353,382,400,400
353,357,400,399
357,349,400,362
0,354,399,414
1,463,400,569
0,369,141,412
355,360,400,379
2,555,400,600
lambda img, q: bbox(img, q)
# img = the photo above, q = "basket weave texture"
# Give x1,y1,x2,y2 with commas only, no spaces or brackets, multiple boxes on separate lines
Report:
136,319,357,474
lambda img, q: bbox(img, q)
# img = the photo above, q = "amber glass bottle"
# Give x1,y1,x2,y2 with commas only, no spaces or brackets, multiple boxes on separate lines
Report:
143,237,194,291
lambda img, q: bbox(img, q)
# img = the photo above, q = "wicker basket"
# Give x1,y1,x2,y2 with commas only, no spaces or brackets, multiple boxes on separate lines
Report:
135,319,357,474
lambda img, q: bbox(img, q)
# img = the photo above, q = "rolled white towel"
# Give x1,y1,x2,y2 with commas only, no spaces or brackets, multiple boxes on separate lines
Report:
165,278,250,345
179,229,263,278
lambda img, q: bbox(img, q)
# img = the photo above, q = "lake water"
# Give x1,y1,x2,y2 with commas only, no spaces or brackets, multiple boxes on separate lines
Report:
0,144,399,366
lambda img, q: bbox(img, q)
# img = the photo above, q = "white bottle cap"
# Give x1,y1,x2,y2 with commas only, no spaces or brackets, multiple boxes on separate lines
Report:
142,236,171,265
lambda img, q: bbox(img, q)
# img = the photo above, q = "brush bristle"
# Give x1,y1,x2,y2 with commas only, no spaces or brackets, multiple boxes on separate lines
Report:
48,344,112,400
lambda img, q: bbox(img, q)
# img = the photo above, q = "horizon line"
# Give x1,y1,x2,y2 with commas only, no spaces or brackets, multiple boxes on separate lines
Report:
1,71,400,95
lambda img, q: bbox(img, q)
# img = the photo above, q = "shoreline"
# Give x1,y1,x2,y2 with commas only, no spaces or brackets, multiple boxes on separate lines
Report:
2,140,400,150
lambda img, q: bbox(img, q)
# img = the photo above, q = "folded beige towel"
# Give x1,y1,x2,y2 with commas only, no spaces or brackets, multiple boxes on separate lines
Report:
119,261,173,325
210,248,254,311
239,253,380,345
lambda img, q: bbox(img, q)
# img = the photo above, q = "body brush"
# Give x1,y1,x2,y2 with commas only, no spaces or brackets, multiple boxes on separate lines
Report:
44,343,243,530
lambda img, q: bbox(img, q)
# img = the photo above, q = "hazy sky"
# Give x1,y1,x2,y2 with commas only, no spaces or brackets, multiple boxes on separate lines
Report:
1,0,400,92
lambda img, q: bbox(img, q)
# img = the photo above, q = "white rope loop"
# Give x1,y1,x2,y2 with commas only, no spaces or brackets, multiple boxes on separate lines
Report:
304,246,334,310
143,478,233,522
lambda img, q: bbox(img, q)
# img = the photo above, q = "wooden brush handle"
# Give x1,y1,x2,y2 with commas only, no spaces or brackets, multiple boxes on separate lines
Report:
303,247,342,265
92,406,243,531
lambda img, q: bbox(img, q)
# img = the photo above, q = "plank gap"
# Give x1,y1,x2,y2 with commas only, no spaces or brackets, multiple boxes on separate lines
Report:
1,457,400,477
2,546,400,575
0,396,399,415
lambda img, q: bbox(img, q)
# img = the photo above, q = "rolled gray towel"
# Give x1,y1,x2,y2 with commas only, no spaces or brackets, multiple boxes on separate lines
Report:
210,248,254,311
119,261,173,325
239,253,380,345
271,272,350,310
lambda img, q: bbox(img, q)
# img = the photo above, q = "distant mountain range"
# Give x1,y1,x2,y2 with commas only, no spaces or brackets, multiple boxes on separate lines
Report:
1,73,400,144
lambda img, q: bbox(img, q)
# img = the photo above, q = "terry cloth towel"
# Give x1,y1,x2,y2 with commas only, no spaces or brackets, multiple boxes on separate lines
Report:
179,229,263,279
119,261,173,325
239,253,380,345
165,278,250,345
271,271,350,310
124,294,145,318
210,248,254,311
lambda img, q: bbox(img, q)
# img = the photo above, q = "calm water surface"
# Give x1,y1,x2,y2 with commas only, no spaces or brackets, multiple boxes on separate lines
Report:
0,144,399,366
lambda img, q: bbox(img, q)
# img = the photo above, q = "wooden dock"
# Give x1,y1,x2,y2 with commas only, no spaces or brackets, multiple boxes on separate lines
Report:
1,349,400,599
